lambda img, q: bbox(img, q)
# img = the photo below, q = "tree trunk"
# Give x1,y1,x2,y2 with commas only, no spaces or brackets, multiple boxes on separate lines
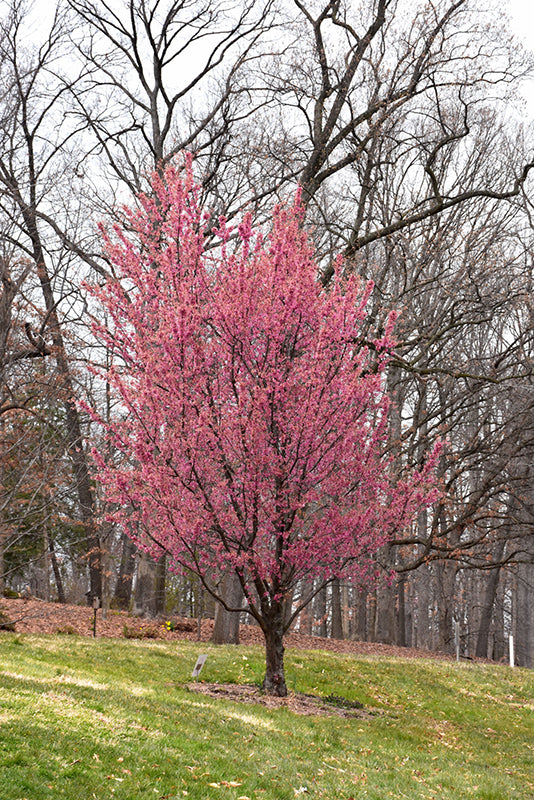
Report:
113,533,137,610
367,588,377,641
49,538,66,604
0,526,5,597
475,559,504,658
25,217,102,603
374,580,394,643
435,560,456,653
341,583,350,639
515,562,534,668
314,583,327,637
262,609,287,697
212,571,243,644
298,579,314,634
331,578,344,639
284,588,294,629
0,441,7,596
133,551,157,617
154,553,167,616
414,562,431,650
354,588,368,640
396,576,406,647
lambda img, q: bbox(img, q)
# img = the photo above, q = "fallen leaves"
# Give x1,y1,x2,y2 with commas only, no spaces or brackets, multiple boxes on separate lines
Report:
0,597,460,664
208,781,242,788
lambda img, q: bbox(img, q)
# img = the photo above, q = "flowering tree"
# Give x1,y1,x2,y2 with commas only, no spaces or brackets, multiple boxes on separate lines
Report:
89,163,439,696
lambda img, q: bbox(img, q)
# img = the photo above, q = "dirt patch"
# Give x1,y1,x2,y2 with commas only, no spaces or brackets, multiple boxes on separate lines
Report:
187,682,372,717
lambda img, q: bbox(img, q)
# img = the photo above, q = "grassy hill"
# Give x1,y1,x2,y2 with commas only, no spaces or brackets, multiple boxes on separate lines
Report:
0,632,532,799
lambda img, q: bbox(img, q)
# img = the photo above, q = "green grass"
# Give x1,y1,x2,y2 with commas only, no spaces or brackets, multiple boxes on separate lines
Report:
0,633,533,799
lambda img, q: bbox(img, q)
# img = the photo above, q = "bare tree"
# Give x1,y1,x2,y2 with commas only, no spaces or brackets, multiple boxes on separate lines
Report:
0,0,103,601
66,0,280,198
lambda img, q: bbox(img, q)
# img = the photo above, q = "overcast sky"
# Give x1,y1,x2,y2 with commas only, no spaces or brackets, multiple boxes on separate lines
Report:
507,0,534,110
27,0,534,116
508,0,534,38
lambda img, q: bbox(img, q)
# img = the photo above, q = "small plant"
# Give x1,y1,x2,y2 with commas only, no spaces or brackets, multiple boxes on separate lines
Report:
163,619,175,632
3,588,19,599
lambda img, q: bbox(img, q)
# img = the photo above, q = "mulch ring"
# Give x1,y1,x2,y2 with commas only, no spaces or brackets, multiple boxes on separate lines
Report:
187,682,373,717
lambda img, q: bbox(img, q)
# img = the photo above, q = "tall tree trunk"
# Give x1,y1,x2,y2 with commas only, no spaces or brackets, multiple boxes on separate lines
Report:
354,588,368,641
367,588,377,641
341,583,350,639
515,563,534,668
435,560,456,653
414,514,431,649
374,580,394,643
41,526,50,602
212,571,244,644
404,578,413,648
0,524,6,597
49,538,66,604
112,533,137,610
299,579,314,634
331,577,344,639
23,213,101,603
492,575,506,661
475,543,505,658
0,439,7,596
133,551,157,618
314,583,327,637
396,576,406,647
154,553,167,616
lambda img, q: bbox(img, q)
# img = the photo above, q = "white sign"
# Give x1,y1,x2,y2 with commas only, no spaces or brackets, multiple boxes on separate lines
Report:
192,654,208,678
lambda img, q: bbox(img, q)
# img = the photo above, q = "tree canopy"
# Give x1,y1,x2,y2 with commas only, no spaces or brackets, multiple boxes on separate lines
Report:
89,161,439,694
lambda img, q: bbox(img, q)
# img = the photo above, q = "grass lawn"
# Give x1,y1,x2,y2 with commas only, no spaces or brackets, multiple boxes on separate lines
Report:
0,632,533,799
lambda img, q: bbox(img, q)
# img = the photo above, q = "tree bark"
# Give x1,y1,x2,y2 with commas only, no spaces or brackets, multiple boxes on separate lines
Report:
298,579,314,634
331,577,344,639
354,588,368,640
262,608,287,697
374,580,394,643
515,563,533,668
475,560,504,658
112,532,137,610
154,553,167,616
492,576,506,662
212,571,243,644
133,551,157,618
23,212,102,603
0,523,5,597
49,538,66,604
435,560,456,653
396,576,406,647
314,583,327,637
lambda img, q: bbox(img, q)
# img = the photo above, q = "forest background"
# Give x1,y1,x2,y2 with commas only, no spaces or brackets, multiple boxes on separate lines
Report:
2,0,534,667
